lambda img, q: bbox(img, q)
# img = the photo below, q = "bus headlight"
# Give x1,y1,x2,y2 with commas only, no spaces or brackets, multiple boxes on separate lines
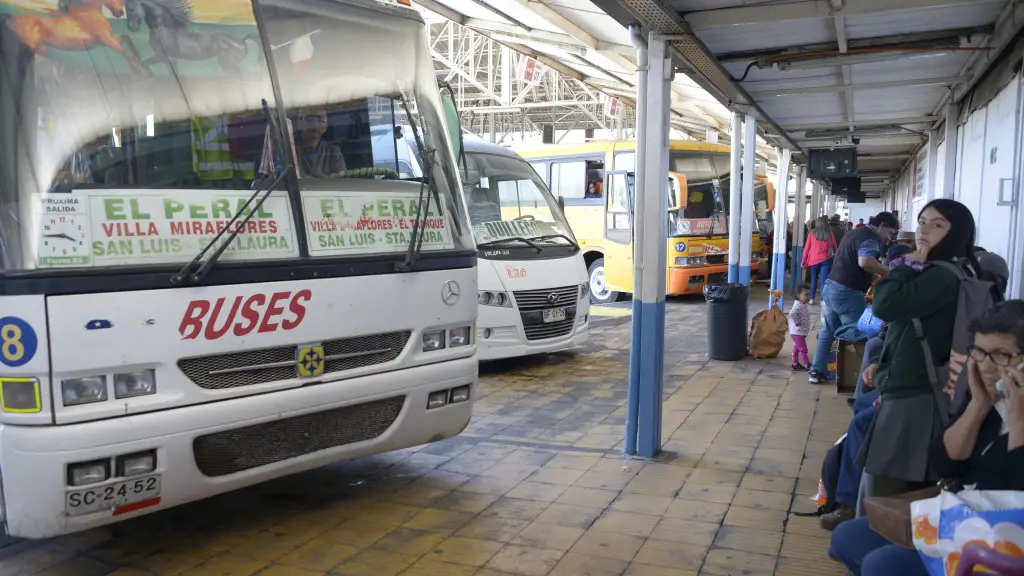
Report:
62,376,108,406
114,369,157,399
68,459,110,486
117,450,156,477
449,327,471,347
478,291,512,307
422,330,446,351
674,256,706,267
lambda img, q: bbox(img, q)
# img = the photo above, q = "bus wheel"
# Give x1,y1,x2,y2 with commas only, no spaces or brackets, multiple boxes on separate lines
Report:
588,258,618,305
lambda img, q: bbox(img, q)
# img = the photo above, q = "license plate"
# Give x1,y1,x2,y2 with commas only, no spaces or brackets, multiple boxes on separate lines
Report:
65,474,161,516
542,307,567,323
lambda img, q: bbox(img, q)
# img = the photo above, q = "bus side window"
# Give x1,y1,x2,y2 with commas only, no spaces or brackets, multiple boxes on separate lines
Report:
609,152,634,204
585,160,604,199
529,161,549,185
551,160,586,200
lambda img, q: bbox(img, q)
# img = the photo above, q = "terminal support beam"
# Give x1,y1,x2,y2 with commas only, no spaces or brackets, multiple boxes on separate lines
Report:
770,148,791,307
727,112,743,283
739,115,757,285
625,23,647,457
791,166,808,293
626,29,669,459
941,102,959,199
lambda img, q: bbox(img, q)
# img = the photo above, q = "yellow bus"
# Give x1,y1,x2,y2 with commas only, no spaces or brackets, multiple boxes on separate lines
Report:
516,140,774,303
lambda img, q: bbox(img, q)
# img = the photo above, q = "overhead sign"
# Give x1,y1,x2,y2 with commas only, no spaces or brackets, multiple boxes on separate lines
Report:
516,56,539,83
604,97,621,119
34,191,298,268
303,191,455,256
677,217,727,236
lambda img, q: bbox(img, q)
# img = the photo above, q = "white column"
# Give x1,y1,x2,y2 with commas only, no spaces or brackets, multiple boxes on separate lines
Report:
739,114,756,285
727,113,743,282
926,129,940,201
771,148,791,304
941,102,959,200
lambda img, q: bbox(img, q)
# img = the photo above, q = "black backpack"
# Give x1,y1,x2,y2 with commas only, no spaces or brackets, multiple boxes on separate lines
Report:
795,435,845,516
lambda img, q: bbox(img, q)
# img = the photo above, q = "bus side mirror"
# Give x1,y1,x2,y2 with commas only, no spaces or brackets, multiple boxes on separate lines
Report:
557,196,565,212
438,82,463,163
668,172,687,212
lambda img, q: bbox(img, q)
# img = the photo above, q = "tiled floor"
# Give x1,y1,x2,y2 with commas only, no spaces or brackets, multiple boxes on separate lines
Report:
0,291,854,576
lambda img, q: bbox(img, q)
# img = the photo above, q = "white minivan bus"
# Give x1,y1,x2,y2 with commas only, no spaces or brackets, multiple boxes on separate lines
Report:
461,139,590,360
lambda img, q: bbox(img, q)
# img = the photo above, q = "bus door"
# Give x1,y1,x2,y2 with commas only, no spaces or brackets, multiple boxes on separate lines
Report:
603,170,634,293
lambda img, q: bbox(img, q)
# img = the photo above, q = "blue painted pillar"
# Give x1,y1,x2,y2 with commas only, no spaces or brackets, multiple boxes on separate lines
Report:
727,113,743,283
738,115,756,286
790,166,808,293
770,148,791,309
625,31,670,459
624,23,647,457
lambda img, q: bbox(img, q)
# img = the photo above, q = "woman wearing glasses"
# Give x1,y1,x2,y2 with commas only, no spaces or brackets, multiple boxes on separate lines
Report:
829,299,1024,576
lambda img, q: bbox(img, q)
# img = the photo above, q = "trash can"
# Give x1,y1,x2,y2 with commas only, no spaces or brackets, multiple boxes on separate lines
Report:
704,283,749,361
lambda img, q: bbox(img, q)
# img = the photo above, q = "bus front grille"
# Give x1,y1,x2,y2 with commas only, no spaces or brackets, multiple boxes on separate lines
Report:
512,286,578,311
706,255,727,265
178,331,411,389
192,396,405,476
522,318,576,341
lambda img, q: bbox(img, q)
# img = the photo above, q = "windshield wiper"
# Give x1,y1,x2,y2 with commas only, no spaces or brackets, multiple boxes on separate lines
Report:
396,95,446,272
477,237,542,252
172,99,291,285
529,234,578,250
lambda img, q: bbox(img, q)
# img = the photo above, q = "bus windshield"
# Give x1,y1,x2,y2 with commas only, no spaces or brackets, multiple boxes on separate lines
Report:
0,0,470,272
668,150,770,237
462,149,577,254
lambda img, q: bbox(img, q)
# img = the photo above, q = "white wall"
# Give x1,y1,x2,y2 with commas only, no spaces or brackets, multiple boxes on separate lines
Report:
847,199,884,225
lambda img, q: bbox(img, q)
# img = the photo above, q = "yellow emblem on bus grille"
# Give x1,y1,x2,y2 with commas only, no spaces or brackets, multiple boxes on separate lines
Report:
297,344,325,377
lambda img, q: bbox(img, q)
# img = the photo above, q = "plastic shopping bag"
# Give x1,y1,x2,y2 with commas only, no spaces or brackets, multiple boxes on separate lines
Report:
911,490,1024,575
857,306,884,338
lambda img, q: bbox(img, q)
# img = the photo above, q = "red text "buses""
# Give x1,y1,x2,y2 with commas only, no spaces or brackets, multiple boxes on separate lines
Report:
179,290,312,340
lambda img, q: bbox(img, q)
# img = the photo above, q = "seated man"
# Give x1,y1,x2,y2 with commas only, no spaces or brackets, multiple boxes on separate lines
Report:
295,107,346,178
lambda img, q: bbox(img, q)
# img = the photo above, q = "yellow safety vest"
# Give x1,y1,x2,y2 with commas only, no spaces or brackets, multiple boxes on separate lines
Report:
190,115,255,180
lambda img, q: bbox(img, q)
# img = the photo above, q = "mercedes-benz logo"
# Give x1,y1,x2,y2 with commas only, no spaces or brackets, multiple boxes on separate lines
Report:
442,280,461,305
547,293,560,304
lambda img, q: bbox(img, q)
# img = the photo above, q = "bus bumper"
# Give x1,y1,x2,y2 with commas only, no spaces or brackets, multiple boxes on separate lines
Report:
0,356,476,539
667,261,761,295
476,305,589,361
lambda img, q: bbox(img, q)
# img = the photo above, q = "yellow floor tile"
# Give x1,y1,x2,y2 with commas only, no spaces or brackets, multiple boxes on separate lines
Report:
609,493,673,516
329,549,418,576
481,497,550,521
275,539,360,572
429,490,500,514
181,554,270,576
528,467,587,486
712,525,783,556
318,520,393,548
428,536,504,566
687,469,744,487
677,483,737,505
663,500,729,524
569,530,645,562
574,471,634,491
399,557,478,576
623,563,699,576
738,474,796,494
534,503,605,529
621,477,685,498
505,481,569,502
591,511,660,538
485,545,564,576
511,521,585,552
455,515,531,542
35,556,112,576
700,548,777,576
372,527,448,556
730,488,794,512
722,505,788,531
632,538,706,571
556,486,618,508
258,566,327,576
403,508,475,533
548,552,630,576
647,518,718,547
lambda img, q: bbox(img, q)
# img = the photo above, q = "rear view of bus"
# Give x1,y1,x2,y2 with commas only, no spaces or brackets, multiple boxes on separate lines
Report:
0,0,476,538
462,139,589,360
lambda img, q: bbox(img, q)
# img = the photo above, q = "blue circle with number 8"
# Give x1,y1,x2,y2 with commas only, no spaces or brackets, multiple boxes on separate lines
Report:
0,317,38,367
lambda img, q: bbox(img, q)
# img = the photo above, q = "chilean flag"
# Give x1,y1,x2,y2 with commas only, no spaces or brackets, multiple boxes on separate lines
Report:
288,32,317,74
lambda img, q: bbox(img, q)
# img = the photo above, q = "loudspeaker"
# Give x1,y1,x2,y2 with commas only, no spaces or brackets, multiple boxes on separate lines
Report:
809,148,858,179
831,177,864,202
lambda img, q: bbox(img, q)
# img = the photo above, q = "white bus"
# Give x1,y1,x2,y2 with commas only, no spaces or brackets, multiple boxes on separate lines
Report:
0,0,476,538
460,139,590,360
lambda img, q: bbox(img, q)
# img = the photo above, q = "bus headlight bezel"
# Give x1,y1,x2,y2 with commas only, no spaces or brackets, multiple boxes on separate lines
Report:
422,330,446,351
62,376,108,407
114,369,157,399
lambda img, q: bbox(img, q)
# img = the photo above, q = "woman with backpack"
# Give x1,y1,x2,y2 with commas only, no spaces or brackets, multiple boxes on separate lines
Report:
802,215,837,304
855,199,990,503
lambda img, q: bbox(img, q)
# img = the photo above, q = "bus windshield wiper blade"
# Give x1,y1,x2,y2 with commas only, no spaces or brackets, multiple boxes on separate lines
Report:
172,100,291,285
396,95,447,272
477,237,542,252
529,234,578,250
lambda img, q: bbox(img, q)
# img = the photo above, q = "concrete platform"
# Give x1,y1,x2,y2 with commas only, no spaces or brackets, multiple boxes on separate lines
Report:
0,292,853,576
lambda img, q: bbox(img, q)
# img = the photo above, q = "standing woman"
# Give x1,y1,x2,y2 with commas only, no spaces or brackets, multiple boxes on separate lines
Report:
801,215,837,305
857,199,989,499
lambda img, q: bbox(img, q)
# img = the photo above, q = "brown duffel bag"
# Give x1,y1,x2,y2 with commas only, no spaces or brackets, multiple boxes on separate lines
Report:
863,485,943,549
